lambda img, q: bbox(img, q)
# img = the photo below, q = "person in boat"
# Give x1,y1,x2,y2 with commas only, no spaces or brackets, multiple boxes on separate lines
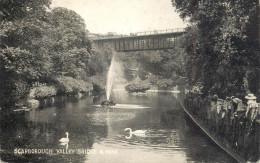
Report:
101,99,116,106
108,99,116,105
101,101,106,106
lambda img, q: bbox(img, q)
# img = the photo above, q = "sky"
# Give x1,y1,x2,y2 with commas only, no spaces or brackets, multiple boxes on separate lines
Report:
51,0,187,34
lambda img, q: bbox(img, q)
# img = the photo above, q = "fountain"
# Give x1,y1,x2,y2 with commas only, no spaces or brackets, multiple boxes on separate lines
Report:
106,56,115,101
100,52,127,107
101,55,117,106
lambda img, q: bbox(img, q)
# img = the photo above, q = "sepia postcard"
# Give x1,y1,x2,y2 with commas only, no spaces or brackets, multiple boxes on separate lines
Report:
0,0,259,162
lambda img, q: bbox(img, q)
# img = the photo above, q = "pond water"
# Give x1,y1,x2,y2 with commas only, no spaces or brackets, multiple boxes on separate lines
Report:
0,91,237,162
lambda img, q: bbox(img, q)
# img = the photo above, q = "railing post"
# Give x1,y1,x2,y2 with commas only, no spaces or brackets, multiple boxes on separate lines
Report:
128,39,130,50
163,37,165,48
157,38,159,48
137,39,139,49
118,40,120,51
152,38,154,48
123,38,125,51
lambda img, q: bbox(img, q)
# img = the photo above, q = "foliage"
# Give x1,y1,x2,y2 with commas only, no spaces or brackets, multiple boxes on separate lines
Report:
0,47,46,80
146,75,173,90
117,39,187,89
0,2,110,107
172,0,259,98
0,0,51,21
125,78,150,93
0,0,51,107
88,46,114,76
33,86,57,98
90,74,107,93
56,76,93,94
46,7,92,79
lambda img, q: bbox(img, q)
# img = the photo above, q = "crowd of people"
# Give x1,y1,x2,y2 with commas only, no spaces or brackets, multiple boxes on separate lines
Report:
184,87,259,159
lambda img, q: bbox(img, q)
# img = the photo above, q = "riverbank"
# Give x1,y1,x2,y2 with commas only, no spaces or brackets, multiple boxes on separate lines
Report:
10,93,90,114
0,74,108,112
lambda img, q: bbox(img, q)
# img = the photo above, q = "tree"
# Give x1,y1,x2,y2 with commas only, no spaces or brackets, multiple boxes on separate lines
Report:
47,7,91,79
0,0,50,21
0,0,51,108
172,0,259,98
0,4,95,107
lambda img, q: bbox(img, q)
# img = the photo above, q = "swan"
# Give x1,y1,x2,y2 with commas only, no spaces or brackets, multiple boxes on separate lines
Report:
59,132,69,143
124,128,147,139
124,128,147,134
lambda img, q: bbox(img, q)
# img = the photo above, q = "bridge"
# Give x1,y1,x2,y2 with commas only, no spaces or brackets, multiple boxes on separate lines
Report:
92,28,186,52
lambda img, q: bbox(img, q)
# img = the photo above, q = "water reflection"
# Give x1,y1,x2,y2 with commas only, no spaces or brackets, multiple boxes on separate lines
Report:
0,92,237,162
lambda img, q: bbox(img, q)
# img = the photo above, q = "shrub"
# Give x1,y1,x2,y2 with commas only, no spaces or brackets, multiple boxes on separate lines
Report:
156,78,173,89
90,74,106,93
56,76,93,94
146,74,173,89
33,86,57,98
125,77,150,93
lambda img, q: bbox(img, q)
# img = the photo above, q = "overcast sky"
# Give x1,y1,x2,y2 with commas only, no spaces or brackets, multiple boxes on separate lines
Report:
51,0,187,34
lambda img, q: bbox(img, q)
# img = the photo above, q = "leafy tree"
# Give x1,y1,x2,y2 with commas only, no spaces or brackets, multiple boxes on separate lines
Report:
0,0,51,108
172,0,259,98
0,4,97,108
0,0,50,21
47,7,92,79
48,7,91,51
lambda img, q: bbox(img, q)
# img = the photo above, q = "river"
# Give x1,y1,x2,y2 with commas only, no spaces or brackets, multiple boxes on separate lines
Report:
0,91,237,162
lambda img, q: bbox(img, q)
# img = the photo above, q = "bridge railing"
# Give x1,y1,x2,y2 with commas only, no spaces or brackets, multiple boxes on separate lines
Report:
134,28,185,36
93,28,186,40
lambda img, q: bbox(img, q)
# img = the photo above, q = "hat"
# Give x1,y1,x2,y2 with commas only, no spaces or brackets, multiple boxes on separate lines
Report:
232,98,241,103
245,93,257,100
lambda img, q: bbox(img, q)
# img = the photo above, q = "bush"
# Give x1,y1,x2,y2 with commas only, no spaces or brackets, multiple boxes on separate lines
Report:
90,74,106,93
125,78,150,93
146,74,173,89
33,86,57,98
56,76,93,94
156,78,173,89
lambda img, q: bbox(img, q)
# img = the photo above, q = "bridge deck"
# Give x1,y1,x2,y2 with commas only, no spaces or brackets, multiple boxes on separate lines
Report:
92,28,186,52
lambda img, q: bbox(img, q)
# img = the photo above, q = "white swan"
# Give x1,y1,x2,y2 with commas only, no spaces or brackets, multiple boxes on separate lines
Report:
59,132,69,143
125,128,147,134
124,128,147,139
